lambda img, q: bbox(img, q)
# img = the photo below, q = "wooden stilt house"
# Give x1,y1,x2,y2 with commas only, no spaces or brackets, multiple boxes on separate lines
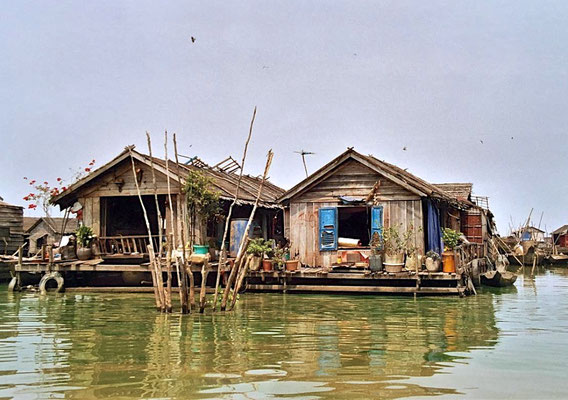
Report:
279,148,490,268
50,148,285,259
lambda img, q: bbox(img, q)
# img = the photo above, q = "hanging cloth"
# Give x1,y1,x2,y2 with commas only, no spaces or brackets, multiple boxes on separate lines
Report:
425,199,443,254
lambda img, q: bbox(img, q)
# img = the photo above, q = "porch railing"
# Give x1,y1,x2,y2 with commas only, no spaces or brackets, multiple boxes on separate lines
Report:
97,235,161,256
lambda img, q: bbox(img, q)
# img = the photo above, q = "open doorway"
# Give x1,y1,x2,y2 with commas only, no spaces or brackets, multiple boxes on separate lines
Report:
102,195,166,236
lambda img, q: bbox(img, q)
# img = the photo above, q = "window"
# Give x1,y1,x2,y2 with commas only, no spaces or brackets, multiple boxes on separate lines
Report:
319,206,382,251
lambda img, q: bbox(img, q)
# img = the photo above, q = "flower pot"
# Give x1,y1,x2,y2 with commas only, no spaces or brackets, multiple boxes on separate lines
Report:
286,260,299,271
405,254,421,271
249,255,262,271
193,244,209,255
384,253,404,265
77,247,92,261
262,259,273,272
384,253,404,273
369,254,383,272
442,251,456,273
425,257,441,272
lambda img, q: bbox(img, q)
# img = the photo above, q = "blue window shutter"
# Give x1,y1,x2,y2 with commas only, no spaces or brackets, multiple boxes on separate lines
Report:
371,206,383,246
319,207,338,251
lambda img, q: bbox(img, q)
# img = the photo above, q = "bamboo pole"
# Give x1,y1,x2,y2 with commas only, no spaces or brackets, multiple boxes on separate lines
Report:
228,150,274,311
220,236,250,310
212,106,256,311
127,146,162,310
199,258,209,313
173,133,195,311
164,131,180,313
146,133,167,312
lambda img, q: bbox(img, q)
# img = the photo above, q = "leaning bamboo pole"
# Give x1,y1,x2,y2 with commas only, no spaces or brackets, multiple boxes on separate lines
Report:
229,150,274,310
173,133,195,310
146,133,168,312
164,131,181,313
212,106,256,311
127,146,162,310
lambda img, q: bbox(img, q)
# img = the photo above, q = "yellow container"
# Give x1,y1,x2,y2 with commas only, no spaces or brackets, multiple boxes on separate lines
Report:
442,251,456,273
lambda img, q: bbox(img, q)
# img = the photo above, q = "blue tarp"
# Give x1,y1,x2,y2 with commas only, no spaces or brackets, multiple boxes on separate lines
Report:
425,199,443,254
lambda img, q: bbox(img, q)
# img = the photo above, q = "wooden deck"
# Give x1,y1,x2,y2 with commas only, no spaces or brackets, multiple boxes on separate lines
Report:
11,259,467,296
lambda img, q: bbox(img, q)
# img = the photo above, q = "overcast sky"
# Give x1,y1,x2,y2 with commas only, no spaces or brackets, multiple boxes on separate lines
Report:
1,1,567,234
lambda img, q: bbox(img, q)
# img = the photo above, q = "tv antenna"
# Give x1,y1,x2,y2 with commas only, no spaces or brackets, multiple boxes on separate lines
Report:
294,150,315,178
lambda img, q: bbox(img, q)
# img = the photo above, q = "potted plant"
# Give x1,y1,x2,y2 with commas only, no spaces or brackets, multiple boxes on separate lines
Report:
369,231,383,272
76,225,95,260
383,225,405,272
424,250,441,272
442,228,461,273
272,245,286,271
262,240,275,272
184,169,220,253
404,225,422,272
246,238,271,271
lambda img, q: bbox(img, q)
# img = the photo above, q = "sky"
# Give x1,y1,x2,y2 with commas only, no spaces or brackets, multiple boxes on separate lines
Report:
1,0,567,234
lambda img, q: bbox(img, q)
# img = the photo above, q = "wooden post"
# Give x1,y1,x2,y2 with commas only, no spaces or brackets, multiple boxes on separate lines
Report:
213,107,256,311
228,149,274,310
127,146,162,311
199,258,209,313
173,133,194,312
221,237,249,311
146,133,167,312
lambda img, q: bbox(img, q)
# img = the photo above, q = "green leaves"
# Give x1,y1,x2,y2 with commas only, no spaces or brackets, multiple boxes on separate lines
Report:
76,225,95,247
442,228,461,250
183,169,221,220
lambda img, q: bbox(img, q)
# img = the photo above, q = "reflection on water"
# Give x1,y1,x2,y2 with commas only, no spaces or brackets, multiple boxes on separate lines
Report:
0,268,567,399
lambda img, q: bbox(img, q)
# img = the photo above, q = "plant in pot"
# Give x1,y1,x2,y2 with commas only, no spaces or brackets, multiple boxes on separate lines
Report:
369,231,383,272
184,169,220,254
442,228,461,273
272,245,286,271
404,225,423,272
383,225,405,273
262,240,275,272
247,238,271,271
76,225,95,260
424,250,441,272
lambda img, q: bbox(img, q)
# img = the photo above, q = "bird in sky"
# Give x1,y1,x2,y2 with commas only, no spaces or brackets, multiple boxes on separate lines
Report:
511,136,514,139
190,36,196,43
480,140,484,144
403,146,407,151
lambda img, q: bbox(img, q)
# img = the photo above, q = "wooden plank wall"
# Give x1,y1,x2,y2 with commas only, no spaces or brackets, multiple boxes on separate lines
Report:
0,204,24,255
287,159,425,268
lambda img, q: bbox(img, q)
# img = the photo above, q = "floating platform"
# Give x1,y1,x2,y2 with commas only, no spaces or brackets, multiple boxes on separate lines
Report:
10,259,468,296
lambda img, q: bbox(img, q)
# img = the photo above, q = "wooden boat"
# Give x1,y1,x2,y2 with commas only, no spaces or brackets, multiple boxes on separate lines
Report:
481,270,517,287
547,254,568,266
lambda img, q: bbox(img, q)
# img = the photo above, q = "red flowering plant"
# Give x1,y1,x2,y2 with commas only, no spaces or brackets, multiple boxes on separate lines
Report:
23,159,96,217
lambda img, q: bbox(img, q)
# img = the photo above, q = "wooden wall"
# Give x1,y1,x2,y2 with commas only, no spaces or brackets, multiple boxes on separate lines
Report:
75,159,183,238
287,159,425,268
0,204,24,255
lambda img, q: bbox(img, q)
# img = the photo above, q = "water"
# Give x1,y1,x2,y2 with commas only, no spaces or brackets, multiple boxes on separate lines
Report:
1,268,568,399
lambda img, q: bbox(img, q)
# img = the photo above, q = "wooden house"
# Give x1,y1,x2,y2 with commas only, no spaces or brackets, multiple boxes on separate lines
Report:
25,217,79,254
552,225,568,249
50,147,285,258
279,148,490,268
0,199,24,256
513,226,545,242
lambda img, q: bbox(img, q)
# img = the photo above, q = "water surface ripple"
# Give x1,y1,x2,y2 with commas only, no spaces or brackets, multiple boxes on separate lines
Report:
1,268,567,399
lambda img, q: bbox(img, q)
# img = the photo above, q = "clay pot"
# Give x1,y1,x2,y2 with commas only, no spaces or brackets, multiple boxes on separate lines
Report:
249,255,262,271
77,247,92,261
262,259,273,272
425,257,441,272
384,253,404,273
286,260,299,271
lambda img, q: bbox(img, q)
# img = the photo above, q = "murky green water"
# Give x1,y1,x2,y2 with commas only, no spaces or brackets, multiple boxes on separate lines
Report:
1,268,568,399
